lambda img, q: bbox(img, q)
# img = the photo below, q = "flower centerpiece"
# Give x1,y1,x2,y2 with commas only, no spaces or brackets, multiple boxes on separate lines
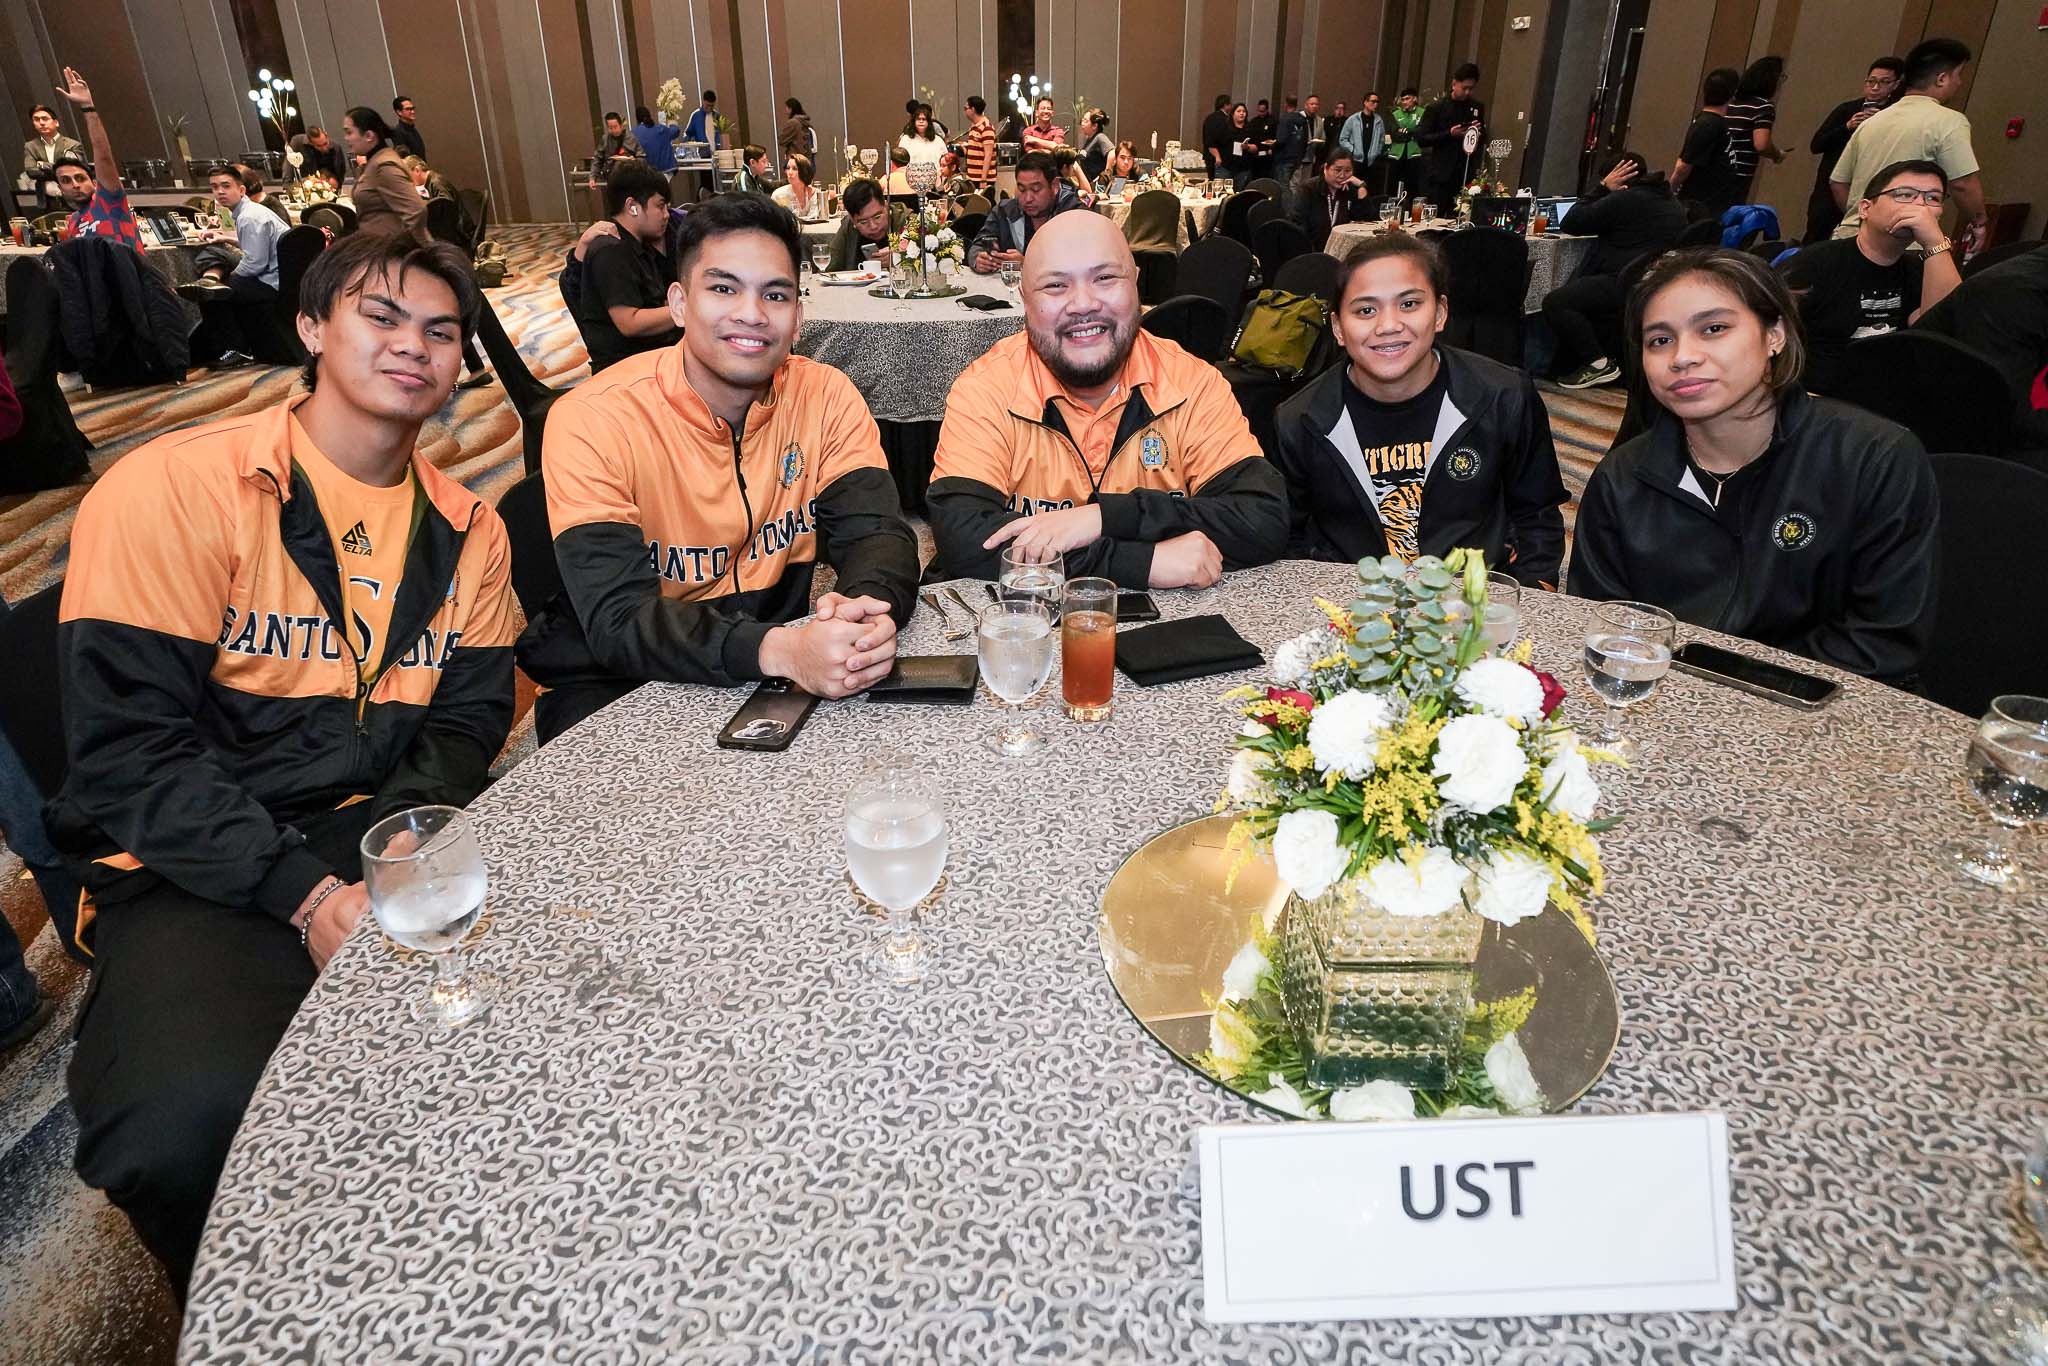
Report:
1208,549,1613,1111
890,209,962,291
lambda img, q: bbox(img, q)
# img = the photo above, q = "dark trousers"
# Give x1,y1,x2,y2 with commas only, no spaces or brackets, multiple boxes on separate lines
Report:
67,808,369,1298
1541,272,1626,371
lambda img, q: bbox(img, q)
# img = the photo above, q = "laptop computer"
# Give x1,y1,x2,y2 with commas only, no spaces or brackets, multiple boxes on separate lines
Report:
1470,196,1531,233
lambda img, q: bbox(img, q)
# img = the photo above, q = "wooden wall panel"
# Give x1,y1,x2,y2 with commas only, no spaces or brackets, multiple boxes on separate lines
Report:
1311,0,1378,107
839,0,912,158
1070,0,1122,134
1700,0,1761,78
780,0,848,176
1956,0,2048,236
273,0,349,140
380,0,492,206
1626,0,1715,184
1115,0,1185,154
1488,0,1548,181
36,0,163,163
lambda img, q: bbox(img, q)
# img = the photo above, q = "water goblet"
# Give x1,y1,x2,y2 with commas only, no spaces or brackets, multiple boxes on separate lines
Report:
361,805,496,1028
1955,694,2048,889
998,261,1022,290
1972,1283,2048,1365
976,599,1056,758
859,147,879,175
809,240,830,276
1481,571,1522,651
1580,600,1675,764
1379,197,1400,229
844,763,947,986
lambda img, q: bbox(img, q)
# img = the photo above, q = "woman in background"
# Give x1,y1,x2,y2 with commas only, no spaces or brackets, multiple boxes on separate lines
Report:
899,105,945,167
341,106,427,245
778,97,814,168
1094,141,1140,200
773,152,822,218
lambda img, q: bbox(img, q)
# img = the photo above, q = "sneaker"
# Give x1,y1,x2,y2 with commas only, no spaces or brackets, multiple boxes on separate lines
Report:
1558,359,1621,389
215,349,256,367
0,993,54,1056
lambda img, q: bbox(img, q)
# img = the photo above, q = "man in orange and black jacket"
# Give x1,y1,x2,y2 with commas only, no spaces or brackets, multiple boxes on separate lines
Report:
46,235,516,1297
516,193,918,743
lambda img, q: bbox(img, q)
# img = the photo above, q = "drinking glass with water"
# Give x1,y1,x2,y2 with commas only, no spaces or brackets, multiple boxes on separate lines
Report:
361,805,496,1029
844,763,948,987
1955,694,2048,890
1581,601,1675,764
997,543,1064,620
976,599,1056,758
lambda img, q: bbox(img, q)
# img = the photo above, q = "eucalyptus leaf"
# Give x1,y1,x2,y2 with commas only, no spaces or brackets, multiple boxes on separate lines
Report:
1353,617,1395,645
1353,658,1394,684
1416,566,1455,592
1356,558,1386,582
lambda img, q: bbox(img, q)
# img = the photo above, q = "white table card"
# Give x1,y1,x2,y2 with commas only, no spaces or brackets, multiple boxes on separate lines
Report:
1199,1112,1734,1323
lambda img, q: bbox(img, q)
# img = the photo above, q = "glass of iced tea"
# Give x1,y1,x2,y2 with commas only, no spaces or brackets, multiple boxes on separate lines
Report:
1061,577,1117,722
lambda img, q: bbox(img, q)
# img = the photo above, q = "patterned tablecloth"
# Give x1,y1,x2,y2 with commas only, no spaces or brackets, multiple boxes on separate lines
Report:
1323,222,1597,314
793,274,1024,425
1101,193,1221,249
181,564,2044,1364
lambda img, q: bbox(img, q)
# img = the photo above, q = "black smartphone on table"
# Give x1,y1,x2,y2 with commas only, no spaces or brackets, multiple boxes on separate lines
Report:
1671,642,1840,710
717,678,820,751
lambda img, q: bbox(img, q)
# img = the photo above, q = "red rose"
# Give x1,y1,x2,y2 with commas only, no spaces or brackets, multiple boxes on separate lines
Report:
1254,687,1316,727
1524,665,1566,718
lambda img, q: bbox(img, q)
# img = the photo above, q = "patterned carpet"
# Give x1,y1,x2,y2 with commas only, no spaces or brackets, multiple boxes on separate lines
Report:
0,224,1624,1365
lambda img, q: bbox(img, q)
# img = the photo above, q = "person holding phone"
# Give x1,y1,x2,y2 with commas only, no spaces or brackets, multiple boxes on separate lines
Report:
928,210,1287,588
517,194,919,743
1569,248,1937,684
1271,234,1566,587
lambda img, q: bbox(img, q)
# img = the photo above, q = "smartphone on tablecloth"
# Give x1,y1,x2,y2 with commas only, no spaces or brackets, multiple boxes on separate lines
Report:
1671,641,1839,710
717,678,820,751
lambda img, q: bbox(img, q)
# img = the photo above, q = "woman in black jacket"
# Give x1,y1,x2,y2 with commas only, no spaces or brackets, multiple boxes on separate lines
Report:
1543,149,1688,388
1292,146,1373,250
1569,248,1938,685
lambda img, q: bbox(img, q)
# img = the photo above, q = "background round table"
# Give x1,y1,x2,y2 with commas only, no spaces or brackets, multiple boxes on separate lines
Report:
180,564,2045,1363
1323,221,1596,313
793,273,1022,426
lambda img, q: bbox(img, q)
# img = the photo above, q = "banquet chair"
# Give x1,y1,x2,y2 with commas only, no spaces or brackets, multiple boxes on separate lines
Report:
1174,235,1255,319
0,257,91,493
235,225,324,366
426,197,470,258
1439,227,1530,366
498,473,566,619
1139,294,1234,362
1251,219,1310,282
1677,218,1721,247
1246,199,1283,239
473,295,566,476
1922,453,2048,715
303,205,345,235
1183,209,1202,244
1961,238,2044,279
457,188,490,251
1217,192,1264,246
952,211,986,244
325,202,359,236
1271,251,1340,306
0,579,68,800
1121,190,1181,253
1244,178,1285,203
956,193,991,216
1831,331,2013,457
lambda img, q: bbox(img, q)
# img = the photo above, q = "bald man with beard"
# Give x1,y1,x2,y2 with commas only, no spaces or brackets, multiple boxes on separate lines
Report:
926,211,1289,585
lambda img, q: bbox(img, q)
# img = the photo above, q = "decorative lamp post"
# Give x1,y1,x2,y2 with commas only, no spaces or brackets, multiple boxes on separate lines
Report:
247,70,301,178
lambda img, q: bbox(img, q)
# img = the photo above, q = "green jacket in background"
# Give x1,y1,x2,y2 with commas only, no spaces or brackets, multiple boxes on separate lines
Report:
1385,106,1423,161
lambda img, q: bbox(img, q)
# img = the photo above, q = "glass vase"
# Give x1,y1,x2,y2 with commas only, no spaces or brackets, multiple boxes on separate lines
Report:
1276,876,1483,1091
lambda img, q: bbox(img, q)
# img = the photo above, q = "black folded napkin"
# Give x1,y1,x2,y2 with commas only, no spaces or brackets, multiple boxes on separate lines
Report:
1114,614,1265,686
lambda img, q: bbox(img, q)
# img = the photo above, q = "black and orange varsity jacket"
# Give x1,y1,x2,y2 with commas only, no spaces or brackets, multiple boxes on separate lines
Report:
45,396,518,928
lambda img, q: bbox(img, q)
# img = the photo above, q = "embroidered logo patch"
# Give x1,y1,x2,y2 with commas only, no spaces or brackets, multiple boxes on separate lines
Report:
1140,432,1168,468
1772,512,1817,551
779,443,805,487
1444,447,1481,481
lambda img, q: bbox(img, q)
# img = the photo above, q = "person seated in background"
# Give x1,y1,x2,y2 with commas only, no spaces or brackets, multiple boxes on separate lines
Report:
1779,159,1960,397
596,111,643,180
341,106,428,245
1093,141,1140,200
827,178,905,271
935,148,974,201
186,164,283,342
48,67,140,251
883,145,914,196
234,164,291,224
771,152,821,218
571,162,680,373
292,125,347,184
1272,234,1566,587
632,104,680,174
1051,147,1096,208
1293,145,1370,249
516,193,919,743
22,103,83,210
969,152,1080,273
929,211,1288,587
1670,68,1741,218
1829,38,1984,250
1570,248,1937,684
49,232,515,1297
1543,149,1688,389
734,143,773,195
402,155,456,204
1915,242,2048,455
1020,97,1065,156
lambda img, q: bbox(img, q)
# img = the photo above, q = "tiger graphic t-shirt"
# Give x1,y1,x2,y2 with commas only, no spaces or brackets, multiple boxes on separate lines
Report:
289,414,424,682
1340,364,1446,560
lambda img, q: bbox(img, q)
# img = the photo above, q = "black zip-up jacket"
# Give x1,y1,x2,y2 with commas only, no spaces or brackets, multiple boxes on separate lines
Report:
1414,97,1483,187
1568,389,1938,683
1557,175,1687,277
1271,347,1568,586
46,398,517,930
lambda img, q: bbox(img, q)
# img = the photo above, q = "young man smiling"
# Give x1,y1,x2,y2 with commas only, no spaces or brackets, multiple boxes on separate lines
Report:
517,193,919,742
928,211,1287,587
50,233,516,1296
1270,235,1567,586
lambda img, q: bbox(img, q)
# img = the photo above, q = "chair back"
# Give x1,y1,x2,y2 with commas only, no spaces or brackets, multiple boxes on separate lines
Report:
498,473,566,618
0,257,91,493
1183,208,1201,244
5,257,63,386
1961,239,2045,279
1139,294,1235,363
0,581,67,798
1832,331,2015,457
473,296,562,475
456,188,489,249
1244,177,1285,202
1218,191,1264,245
1439,226,1530,364
1174,234,1255,317
1250,218,1310,281
1922,453,2048,715
425,196,470,257
1677,218,1721,247
1131,247,1179,306
330,202,359,235
1246,199,1284,238
1271,250,1340,306
956,192,991,215
1121,189,1181,253
275,225,325,303
304,205,345,235
952,211,986,244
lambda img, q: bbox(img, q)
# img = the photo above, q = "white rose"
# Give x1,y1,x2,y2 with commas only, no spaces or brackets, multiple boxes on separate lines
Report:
1307,690,1394,779
1540,742,1600,822
1269,628,1329,686
922,233,938,250
1484,1034,1546,1115
1472,847,1552,926
1239,720,1271,740
938,228,956,244
1454,657,1546,723
1225,750,1273,807
1271,809,1349,900
1249,1072,1310,1118
1329,1079,1416,1122
1439,1104,1500,1119
1432,713,1525,814
1220,940,1270,1002
1360,846,1467,918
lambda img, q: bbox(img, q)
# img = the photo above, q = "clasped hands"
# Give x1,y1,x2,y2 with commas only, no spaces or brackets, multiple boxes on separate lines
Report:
759,593,900,698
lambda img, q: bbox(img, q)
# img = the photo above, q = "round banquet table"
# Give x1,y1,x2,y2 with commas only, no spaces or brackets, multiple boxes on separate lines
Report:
793,272,1024,425
1324,221,1596,314
180,563,2046,1363
1101,192,1220,248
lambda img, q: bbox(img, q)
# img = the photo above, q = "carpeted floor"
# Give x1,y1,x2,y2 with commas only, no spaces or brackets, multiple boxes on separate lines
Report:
0,223,1624,1364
